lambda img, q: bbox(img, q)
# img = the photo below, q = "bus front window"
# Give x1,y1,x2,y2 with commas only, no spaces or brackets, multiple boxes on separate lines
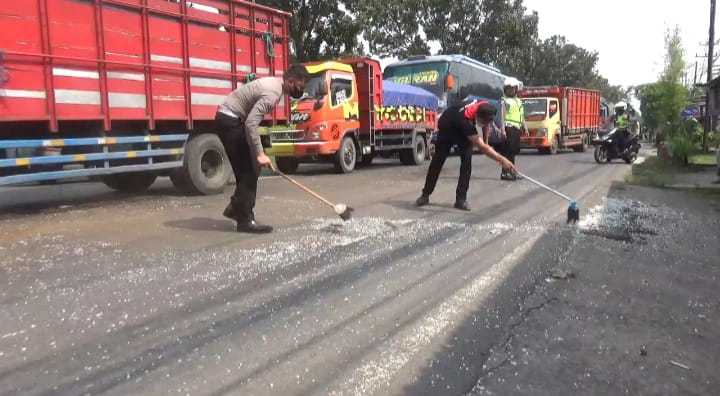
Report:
383,62,449,98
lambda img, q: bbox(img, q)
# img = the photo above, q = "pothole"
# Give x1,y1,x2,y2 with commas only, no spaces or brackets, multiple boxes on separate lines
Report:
578,198,676,244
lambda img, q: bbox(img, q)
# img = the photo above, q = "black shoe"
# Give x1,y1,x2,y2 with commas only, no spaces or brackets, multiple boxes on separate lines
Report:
416,194,430,206
454,201,471,211
500,171,517,181
237,220,273,234
223,204,238,221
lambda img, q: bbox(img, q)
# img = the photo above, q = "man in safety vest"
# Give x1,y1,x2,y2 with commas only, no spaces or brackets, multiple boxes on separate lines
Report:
416,99,515,211
497,77,529,181
612,101,630,154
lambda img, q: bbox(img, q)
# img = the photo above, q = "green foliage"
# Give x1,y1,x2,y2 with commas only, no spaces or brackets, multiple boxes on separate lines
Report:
259,0,625,101
670,133,694,165
636,26,691,143
258,0,363,62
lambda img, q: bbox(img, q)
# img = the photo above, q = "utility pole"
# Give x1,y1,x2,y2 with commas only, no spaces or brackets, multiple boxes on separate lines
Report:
704,0,716,151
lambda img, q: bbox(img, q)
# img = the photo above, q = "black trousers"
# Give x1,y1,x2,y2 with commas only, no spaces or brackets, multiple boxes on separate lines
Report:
499,126,521,167
422,140,473,201
616,129,629,153
215,112,259,223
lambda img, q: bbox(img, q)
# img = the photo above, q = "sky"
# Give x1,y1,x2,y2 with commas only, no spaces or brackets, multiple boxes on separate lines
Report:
522,0,717,88
377,0,716,89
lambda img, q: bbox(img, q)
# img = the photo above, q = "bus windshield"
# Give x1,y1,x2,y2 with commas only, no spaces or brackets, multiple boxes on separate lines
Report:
383,62,449,97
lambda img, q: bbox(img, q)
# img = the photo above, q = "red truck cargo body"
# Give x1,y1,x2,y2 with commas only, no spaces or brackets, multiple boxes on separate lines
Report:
0,0,291,132
520,86,601,132
519,86,601,153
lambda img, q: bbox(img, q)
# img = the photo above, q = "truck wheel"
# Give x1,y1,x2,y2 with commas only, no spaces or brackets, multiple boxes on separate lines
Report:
103,172,157,192
541,136,559,155
399,135,426,165
333,136,357,174
170,133,231,195
573,133,589,152
276,157,299,174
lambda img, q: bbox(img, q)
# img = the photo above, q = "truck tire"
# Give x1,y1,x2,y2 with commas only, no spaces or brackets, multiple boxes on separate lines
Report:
541,136,559,155
399,134,426,165
573,133,589,152
170,133,231,195
276,157,299,174
333,136,357,174
103,172,157,192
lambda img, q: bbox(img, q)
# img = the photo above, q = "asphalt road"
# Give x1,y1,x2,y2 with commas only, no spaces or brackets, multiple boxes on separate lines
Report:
0,148,631,396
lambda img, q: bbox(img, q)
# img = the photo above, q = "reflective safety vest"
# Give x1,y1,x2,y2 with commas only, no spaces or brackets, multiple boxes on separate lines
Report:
503,95,524,128
614,114,629,130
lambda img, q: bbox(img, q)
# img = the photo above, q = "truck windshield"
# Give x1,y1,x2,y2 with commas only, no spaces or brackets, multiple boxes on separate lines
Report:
522,98,547,117
301,72,327,101
383,62,448,97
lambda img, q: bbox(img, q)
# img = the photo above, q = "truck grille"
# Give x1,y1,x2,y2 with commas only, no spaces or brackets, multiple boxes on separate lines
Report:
270,129,305,142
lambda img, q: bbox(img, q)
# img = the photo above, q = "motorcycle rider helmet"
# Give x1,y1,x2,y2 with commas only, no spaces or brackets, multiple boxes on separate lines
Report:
614,101,627,110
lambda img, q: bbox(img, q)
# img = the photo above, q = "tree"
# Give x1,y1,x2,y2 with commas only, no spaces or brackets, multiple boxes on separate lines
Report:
659,26,689,136
345,0,429,58
258,0,363,62
636,26,690,141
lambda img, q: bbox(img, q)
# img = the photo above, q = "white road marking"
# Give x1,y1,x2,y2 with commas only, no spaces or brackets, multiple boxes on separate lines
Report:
329,232,544,396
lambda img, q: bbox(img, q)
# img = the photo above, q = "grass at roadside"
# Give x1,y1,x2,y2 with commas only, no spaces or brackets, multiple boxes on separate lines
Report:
625,156,679,187
689,151,717,166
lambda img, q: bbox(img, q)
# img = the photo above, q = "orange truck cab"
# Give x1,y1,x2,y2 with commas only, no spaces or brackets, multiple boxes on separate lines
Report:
267,58,438,174
519,86,602,155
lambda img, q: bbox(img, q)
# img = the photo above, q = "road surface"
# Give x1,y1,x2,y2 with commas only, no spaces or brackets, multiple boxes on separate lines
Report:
0,149,629,396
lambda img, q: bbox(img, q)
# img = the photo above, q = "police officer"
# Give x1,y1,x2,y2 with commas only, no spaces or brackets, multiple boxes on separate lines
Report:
216,64,310,234
497,77,528,181
416,99,515,211
613,101,630,154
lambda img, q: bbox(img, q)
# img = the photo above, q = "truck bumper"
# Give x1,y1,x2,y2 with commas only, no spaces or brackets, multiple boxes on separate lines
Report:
267,141,337,157
520,136,550,148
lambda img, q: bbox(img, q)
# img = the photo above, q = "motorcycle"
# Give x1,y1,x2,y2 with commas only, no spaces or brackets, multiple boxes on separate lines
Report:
591,128,640,164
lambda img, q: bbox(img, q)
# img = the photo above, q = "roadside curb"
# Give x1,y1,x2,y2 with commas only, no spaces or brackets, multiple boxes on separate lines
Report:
663,183,720,190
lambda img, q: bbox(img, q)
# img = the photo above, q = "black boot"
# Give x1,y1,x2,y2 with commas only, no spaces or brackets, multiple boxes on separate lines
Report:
416,194,430,206
237,220,273,234
454,200,471,211
223,203,238,221
500,169,517,181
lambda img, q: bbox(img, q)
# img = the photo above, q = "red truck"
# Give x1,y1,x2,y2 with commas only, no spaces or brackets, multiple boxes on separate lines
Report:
268,58,439,173
518,86,602,154
0,0,291,194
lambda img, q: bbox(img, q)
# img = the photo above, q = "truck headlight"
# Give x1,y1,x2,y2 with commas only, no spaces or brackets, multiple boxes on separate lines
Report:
537,128,548,137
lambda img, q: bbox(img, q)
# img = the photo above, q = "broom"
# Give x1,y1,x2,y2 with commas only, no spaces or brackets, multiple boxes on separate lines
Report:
269,164,354,221
516,171,580,224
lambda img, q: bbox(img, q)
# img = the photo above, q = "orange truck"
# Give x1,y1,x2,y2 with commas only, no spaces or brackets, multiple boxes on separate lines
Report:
518,86,602,154
267,58,439,173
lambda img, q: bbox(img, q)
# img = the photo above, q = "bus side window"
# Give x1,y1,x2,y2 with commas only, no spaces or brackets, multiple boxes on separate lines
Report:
447,63,461,106
458,63,472,100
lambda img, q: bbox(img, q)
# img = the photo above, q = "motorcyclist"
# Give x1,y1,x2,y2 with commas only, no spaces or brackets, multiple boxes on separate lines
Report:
612,102,630,154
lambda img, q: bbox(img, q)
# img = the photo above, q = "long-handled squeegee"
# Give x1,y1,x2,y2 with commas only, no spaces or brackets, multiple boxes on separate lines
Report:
270,164,354,221
516,171,580,224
